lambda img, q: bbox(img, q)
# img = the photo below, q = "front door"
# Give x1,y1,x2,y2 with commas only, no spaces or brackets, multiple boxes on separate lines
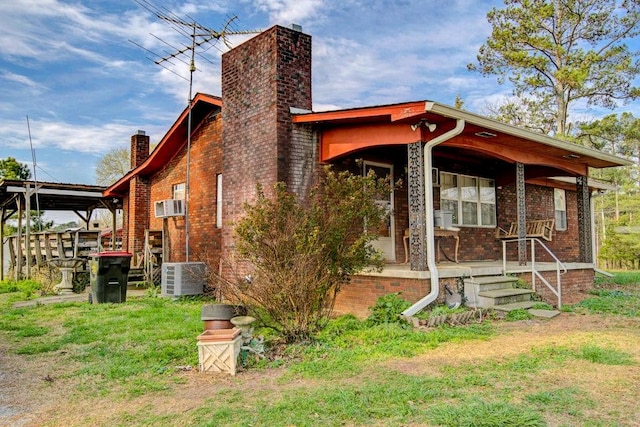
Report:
364,161,395,261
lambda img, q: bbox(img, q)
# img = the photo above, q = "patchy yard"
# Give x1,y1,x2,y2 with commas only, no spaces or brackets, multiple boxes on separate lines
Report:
1,280,639,426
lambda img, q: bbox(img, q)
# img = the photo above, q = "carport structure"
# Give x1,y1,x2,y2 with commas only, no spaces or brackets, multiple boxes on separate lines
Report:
0,179,121,280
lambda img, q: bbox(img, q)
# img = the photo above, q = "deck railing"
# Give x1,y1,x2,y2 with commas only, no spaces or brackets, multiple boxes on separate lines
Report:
502,238,567,308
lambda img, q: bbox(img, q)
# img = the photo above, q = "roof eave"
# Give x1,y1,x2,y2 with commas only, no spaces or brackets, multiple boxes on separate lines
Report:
103,93,223,198
424,101,633,168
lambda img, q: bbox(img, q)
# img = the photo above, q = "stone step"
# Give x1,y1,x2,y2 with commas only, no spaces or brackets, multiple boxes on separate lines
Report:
464,275,518,292
528,309,561,319
464,275,518,285
478,288,534,307
491,301,536,312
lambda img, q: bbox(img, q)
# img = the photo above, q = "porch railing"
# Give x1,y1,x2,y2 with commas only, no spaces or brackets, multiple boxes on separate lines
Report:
501,238,567,308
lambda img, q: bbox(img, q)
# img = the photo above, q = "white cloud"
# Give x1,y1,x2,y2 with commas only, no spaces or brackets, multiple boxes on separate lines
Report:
0,70,40,88
251,0,325,25
1,117,135,154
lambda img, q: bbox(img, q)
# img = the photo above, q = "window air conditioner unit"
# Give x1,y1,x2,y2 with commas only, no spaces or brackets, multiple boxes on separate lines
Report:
161,262,207,297
154,199,185,218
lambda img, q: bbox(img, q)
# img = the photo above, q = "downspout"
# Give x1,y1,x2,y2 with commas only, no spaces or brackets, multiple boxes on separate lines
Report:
402,118,465,317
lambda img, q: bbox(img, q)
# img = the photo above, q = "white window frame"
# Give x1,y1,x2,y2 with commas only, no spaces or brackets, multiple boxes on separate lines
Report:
172,183,186,200
554,188,567,231
440,171,496,227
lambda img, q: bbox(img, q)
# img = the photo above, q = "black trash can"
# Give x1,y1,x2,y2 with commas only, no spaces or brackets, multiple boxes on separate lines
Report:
89,251,132,304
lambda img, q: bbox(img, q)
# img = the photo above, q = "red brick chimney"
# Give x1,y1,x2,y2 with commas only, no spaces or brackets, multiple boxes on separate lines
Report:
131,130,150,168
126,130,151,262
220,24,313,274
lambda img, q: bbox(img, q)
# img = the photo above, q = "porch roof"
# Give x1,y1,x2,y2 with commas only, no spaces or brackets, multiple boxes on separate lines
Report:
0,180,111,214
292,100,632,173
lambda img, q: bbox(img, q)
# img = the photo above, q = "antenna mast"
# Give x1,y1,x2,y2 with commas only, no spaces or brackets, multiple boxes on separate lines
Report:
133,1,261,262
26,115,42,232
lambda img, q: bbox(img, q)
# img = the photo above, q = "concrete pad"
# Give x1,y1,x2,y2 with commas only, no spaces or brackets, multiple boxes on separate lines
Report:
491,301,536,312
13,293,88,308
12,289,147,308
528,309,561,319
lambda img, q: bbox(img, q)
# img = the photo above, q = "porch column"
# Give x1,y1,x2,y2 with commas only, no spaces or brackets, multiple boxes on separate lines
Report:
516,162,527,265
407,142,427,270
576,175,593,263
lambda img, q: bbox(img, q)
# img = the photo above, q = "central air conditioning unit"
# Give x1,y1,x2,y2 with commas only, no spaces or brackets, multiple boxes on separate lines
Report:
154,199,185,218
161,262,207,297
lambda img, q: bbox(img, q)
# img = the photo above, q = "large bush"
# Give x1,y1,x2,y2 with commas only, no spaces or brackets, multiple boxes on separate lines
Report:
217,167,391,342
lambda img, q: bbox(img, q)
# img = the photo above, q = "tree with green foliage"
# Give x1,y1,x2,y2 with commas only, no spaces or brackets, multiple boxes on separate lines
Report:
484,95,557,134
95,147,130,186
575,113,640,268
577,112,640,190
469,0,640,136
1,157,53,235
213,167,391,343
0,157,31,180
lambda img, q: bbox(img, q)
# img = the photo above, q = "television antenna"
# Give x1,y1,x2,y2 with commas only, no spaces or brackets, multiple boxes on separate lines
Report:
132,0,261,261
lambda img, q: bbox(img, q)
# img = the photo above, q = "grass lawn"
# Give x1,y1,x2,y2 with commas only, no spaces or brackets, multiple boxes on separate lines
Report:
0,274,639,426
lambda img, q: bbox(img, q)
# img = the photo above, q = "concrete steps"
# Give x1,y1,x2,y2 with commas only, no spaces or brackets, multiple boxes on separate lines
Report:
464,275,530,308
478,288,535,306
464,275,560,318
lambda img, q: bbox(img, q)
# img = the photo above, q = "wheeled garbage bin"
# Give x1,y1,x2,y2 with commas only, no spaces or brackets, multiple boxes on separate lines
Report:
89,251,133,304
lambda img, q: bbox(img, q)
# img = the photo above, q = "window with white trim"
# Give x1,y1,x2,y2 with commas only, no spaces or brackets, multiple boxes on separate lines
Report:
172,183,185,200
554,188,567,231
440,172,496,227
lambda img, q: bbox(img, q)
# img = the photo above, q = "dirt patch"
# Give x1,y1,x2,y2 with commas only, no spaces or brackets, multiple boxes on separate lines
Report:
2,313,639,426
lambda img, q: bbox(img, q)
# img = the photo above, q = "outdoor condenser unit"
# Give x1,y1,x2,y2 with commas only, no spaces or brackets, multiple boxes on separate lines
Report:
161,262,207,297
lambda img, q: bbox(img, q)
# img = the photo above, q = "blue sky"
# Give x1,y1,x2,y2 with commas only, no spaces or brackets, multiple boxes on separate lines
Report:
1,1,639,194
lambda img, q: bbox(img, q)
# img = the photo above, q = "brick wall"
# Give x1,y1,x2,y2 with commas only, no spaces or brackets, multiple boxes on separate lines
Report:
514,268,594,305
288,123,318,197
497,183,581,262
334,275,460,319
221,25,313,274
148,110,224,266
334,268,594,318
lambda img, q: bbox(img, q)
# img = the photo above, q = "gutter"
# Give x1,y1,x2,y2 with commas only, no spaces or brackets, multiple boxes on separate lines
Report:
402,118,465,317
423,102,632,167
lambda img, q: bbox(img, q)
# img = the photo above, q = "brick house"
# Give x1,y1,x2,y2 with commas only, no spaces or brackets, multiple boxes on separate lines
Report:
104,24,630,318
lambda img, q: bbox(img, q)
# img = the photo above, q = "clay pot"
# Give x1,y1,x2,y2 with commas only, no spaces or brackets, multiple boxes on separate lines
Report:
201,304,246,330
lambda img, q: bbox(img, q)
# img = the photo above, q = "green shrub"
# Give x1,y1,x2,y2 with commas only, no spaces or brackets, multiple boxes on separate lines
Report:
318,314,364,340
366,292,411,325
209,167,392,343
0,279,41,298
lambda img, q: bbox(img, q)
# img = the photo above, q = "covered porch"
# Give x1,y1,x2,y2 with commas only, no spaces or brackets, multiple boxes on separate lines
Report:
0,179,122,281
293,100,629,316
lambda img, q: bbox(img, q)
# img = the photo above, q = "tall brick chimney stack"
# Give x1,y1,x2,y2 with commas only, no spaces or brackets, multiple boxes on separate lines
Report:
222,25,312,186
221,25,312,259
131,130,150,168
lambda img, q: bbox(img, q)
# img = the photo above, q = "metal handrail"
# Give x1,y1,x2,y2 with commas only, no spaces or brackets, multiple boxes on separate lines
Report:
501,238,566,308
